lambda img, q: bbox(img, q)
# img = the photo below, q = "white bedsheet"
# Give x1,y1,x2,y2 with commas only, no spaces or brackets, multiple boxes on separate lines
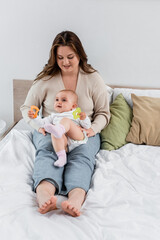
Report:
0,129,160,240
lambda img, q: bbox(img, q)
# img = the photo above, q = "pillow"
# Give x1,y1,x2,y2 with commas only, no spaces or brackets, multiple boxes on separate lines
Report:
126,94,160,146
100,93,133,150
106,85,114,105
113,88,160,108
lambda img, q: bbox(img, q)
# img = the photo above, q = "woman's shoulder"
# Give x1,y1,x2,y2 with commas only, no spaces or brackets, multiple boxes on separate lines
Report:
33,75,55,84
32,74,60,88
80,69,105,87
89,71,103,81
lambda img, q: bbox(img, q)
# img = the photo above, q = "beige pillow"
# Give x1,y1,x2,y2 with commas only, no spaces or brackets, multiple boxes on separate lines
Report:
126,94,160,146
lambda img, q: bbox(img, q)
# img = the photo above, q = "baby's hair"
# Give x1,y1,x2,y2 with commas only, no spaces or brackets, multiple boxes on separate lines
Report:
59,89,78,103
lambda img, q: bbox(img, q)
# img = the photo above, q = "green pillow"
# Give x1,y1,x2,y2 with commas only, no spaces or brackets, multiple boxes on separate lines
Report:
100,93,133,150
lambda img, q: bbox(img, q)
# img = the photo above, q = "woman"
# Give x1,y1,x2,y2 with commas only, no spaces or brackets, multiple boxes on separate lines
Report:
21,30,110,217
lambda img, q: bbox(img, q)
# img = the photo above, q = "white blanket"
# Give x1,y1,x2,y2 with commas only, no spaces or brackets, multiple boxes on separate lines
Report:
0,129,160,240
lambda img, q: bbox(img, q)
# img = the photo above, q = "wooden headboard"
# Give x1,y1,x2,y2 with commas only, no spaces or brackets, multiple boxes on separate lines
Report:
13,79,33,123
13,79,160,123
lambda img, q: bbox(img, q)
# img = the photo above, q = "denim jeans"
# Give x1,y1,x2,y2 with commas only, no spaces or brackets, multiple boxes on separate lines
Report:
32,131,100,195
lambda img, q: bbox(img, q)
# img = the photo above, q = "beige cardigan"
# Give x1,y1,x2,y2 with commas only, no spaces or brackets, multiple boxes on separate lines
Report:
20,69,110,134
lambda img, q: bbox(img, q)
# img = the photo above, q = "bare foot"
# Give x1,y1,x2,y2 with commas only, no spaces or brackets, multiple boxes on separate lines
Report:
38,196,57,214
36,180,57,214
61,201,81,217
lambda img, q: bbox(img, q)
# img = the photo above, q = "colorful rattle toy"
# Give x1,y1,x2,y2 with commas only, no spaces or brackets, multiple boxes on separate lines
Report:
72,107,81,120
30,105,40,118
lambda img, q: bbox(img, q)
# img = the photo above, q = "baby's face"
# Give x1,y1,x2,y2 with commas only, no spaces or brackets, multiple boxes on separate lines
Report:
54,92,76,113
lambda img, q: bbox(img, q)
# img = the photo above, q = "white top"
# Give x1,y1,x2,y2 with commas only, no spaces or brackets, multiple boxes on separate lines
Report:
33,109,91,129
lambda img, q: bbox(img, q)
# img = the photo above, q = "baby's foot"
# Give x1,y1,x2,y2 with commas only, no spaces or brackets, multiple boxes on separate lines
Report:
61,201,81,217
54,150,67,167
44,124,65,138
38,196,57,214
54,159,67,167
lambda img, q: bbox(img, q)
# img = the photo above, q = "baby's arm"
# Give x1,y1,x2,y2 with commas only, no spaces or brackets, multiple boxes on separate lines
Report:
79,112,91,129
28,110,53,127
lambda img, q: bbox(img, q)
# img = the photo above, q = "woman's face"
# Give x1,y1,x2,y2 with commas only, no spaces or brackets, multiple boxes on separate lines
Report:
56,46,80,74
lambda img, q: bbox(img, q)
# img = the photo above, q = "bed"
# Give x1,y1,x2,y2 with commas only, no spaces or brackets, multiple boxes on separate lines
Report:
0,79,160,240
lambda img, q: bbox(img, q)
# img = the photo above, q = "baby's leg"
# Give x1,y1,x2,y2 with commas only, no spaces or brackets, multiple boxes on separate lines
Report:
51,134,68,167
60,118,84,141
44,124,65,138
44,118,84,141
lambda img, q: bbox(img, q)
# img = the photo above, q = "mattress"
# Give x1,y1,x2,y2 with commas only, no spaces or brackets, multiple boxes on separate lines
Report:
0,119,160,239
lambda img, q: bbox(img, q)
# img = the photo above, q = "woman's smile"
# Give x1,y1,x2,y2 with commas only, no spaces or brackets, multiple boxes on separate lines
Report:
63,65,71,69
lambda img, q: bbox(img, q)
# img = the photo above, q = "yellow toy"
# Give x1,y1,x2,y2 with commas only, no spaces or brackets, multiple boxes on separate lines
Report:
30,105,40,118
72,107,81,120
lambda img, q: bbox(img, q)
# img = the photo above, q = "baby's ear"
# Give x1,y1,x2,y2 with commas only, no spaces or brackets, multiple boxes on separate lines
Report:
72,103,77,109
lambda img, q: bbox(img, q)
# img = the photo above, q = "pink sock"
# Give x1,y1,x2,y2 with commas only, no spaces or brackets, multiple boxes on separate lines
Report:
54,150,67,167
44,123,65,138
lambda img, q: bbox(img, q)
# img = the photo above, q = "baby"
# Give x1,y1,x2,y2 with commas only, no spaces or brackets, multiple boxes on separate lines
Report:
28,89,91,167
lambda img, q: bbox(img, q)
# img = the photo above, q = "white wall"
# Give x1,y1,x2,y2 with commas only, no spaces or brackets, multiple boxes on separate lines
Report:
0,0,160,128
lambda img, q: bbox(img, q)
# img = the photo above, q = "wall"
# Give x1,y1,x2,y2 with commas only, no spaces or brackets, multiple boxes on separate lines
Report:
0,0,160,128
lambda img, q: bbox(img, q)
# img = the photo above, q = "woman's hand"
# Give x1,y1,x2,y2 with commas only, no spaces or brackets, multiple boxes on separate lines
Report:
85,128,95,137
80,127,95,137
38,128,46,136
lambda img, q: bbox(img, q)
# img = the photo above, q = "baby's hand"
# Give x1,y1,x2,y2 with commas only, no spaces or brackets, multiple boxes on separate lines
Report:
28,110,35,119
38,128,46,136
79,112,86,120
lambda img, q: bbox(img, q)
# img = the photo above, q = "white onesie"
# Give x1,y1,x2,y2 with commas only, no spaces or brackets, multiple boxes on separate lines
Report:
33,109,91,151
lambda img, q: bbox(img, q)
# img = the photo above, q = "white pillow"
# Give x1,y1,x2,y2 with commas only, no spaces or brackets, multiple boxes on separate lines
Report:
106,85,114,105
113,88,160,108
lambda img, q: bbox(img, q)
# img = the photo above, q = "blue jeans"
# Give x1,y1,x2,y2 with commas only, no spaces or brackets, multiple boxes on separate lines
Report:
32,131,100,195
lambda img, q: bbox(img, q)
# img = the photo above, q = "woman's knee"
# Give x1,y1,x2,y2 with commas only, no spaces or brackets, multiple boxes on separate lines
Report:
33,131,53,151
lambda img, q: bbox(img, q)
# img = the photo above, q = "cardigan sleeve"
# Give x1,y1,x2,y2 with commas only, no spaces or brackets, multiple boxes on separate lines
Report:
20,80,47,131
90,73,110,134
